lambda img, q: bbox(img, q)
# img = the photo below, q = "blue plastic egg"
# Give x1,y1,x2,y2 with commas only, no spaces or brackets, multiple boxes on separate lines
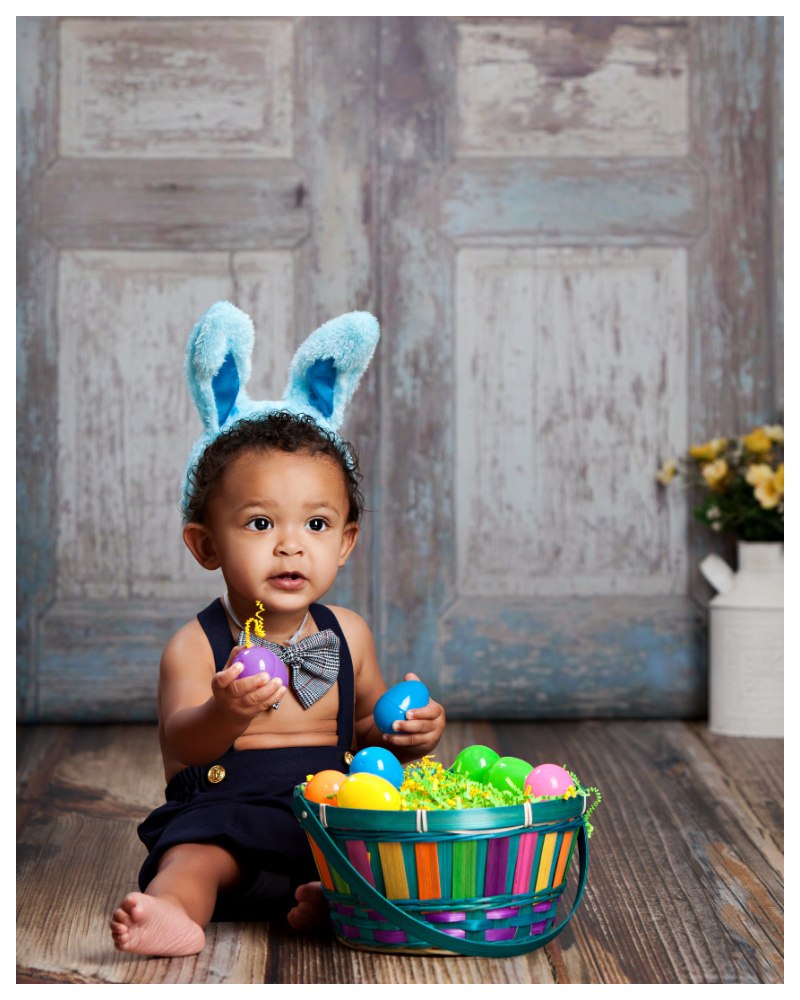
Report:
373,680,429,734
347,746,405,789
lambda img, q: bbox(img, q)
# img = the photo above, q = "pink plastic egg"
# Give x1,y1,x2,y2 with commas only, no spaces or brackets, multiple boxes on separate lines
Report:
525,763,575,798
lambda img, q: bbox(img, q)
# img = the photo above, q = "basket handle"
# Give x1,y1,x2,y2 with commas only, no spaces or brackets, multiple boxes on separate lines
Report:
293,796,589,958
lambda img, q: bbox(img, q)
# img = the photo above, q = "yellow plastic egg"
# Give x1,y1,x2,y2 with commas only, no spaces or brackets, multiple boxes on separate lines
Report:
337,772,401,810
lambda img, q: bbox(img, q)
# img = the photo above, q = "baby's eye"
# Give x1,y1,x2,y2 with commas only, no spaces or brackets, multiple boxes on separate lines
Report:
245,516,272,532
306,518,328,532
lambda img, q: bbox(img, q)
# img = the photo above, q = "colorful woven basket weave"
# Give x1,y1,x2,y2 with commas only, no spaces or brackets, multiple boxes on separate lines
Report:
292,787,589,957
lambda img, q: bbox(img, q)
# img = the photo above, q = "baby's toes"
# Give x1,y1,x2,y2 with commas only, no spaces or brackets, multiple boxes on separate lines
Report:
120,892,142,915
294,880,323,902
112,907,133,928
110,926,130,948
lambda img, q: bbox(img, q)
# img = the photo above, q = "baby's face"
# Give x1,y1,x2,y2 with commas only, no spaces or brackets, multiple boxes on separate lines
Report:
200,448,358,618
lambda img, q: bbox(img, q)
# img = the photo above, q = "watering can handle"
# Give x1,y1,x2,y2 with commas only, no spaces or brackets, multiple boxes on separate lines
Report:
293,796,589,958
700,553,735,594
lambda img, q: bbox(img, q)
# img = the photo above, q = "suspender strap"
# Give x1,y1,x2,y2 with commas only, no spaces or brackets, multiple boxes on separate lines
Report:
308,603,355,750
197,598,235,673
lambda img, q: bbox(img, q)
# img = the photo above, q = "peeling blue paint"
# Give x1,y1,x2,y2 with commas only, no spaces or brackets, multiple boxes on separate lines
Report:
428,597,706,720
442,160,707,242
36,602,203,723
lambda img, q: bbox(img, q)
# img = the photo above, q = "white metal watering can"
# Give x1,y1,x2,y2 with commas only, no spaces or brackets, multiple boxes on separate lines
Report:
700,542,783,738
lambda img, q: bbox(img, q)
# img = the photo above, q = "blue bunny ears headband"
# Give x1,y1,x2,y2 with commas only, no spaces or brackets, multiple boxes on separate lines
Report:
181,301,380,519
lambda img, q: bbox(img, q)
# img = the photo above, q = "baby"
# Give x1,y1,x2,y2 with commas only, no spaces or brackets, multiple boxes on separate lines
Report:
110,411,446,956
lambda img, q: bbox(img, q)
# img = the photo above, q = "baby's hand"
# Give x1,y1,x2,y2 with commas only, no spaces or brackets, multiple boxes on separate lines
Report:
211,646,287,724
382,672,446,757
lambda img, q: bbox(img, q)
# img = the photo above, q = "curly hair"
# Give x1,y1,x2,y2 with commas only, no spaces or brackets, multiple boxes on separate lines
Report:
184,411,364,526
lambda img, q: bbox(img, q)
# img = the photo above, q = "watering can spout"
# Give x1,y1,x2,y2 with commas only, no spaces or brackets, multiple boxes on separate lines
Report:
699,554,735,595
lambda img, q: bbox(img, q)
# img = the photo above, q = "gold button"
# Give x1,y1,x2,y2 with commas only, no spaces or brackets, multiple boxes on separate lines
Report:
207,765,226,784
343,752,354,767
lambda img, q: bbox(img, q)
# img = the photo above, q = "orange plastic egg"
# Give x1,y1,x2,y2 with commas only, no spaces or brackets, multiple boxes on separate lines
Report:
304,769,347,806
337,772,401,810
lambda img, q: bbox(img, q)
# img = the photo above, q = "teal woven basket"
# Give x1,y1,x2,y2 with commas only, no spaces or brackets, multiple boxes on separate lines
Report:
292,788,589,957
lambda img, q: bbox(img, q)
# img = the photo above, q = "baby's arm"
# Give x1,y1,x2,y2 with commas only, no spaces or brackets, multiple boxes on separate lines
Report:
329,607,446,765
158,620,287,766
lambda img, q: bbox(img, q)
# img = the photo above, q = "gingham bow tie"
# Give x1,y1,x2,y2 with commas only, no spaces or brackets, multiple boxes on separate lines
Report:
237,629,340,710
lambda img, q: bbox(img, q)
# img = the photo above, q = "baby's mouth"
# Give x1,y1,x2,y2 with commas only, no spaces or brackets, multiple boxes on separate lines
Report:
270,572,307,590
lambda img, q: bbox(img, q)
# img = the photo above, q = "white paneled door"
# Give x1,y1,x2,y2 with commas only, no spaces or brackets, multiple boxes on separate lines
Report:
18,17,781,721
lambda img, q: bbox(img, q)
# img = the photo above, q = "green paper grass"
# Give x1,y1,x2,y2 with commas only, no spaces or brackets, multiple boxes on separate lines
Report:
399,756,600,835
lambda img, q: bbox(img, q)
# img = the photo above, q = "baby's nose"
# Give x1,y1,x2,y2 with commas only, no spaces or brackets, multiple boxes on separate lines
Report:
275,533,303,555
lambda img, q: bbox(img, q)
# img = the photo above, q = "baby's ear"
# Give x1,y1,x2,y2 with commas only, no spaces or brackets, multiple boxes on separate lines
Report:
184,301,254,435
282,311,380,432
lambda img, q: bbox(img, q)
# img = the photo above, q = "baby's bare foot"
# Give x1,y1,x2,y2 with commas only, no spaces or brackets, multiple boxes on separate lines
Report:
110,892,205,957
287,881,330,932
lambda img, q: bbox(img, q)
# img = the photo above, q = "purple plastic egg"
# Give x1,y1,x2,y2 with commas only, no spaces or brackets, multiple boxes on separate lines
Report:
234,647,289,688
524,763,574,798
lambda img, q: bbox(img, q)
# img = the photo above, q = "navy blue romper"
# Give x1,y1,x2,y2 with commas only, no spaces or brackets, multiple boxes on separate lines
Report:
137,599,355,922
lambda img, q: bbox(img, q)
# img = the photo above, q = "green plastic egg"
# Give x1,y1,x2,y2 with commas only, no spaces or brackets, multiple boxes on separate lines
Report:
451,745,500,783
485,756,534,793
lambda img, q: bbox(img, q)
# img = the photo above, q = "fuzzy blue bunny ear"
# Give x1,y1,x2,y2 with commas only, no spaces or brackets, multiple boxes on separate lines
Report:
281,311,380,432
184,301,254,436
181,304,379,520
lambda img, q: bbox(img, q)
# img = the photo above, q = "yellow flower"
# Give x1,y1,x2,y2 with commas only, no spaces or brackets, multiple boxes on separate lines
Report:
702,458,729,490
751,463,784,510
764,425,784,444
656,458,677,485
745,464,774,487
690,438,727,462
746,462,784,508
744,428,772,454
755,479,781,509
690,444,711,462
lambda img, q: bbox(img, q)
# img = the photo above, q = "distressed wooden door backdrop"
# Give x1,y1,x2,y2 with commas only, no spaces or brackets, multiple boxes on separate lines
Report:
18,17,782,722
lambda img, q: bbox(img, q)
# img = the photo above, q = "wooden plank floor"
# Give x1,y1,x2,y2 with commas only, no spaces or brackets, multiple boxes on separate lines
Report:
17,721,783,984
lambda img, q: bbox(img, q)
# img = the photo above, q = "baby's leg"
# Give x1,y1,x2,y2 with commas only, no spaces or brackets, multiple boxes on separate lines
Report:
287,881,330,932
110,842,241,957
